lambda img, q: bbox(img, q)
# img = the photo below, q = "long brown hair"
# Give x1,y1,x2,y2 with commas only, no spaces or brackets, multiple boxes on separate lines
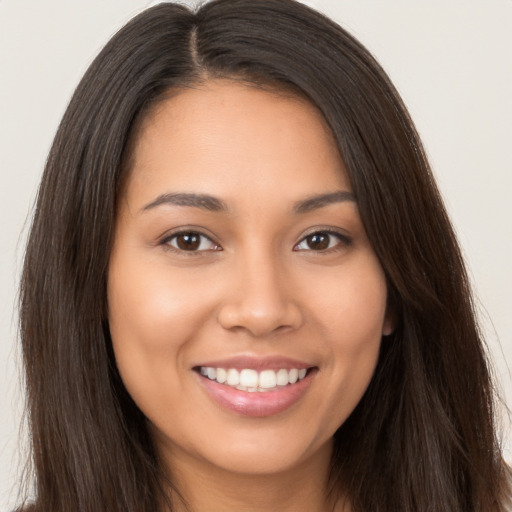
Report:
18,1,510,511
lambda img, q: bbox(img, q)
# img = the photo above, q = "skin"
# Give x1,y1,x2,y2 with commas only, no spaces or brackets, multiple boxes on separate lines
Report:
108,80,393,512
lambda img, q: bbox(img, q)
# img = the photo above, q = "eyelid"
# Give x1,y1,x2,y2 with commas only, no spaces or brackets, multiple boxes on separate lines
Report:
160,227,222,254
294,227,352,252
157,225,351,254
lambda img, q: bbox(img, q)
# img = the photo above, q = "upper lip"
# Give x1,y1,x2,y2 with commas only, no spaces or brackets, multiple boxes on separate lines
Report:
193,355,315,372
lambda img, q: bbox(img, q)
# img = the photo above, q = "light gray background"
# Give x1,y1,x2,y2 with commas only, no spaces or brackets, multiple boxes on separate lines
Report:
1,1,511,509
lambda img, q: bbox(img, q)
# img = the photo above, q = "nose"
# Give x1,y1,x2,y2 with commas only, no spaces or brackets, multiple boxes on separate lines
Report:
217,253,303,337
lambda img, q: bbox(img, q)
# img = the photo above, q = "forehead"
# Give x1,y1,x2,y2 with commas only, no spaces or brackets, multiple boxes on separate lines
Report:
126,79,350,207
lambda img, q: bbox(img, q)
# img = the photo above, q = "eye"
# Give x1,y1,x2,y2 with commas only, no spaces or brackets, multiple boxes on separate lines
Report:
294,231,349,252
164,231,220,252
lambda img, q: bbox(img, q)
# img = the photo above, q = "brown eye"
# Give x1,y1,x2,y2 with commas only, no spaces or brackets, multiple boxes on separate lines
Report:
165,231,219,252
305,233,329,250
295,231,349,252
176,233,200,250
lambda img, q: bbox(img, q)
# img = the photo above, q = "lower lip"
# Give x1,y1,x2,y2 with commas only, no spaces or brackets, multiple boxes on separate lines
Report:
197,370,316,418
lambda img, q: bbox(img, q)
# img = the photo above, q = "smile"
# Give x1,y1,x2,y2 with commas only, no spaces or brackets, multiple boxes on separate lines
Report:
195,359,317,417
199,366,308,392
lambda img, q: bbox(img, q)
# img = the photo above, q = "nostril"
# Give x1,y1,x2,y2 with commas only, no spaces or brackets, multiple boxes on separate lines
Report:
217,300,304,337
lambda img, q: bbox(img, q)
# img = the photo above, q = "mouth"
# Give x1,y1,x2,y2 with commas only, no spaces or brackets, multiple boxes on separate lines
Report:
193,358,317,417
196,366,310,392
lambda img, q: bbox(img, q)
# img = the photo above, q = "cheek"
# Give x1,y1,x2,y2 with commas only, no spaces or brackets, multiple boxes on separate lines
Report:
106,254,221,407
307,254,388,344
303,257,387,421
108,255,219,347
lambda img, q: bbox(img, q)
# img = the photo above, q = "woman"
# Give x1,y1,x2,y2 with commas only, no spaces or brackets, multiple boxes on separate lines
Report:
16,0,511,510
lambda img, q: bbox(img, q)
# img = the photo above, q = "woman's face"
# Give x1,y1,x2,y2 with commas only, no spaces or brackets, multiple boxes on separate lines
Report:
108,80,392,477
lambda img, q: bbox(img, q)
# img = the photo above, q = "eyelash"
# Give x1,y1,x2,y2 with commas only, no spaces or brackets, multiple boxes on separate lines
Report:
160,229,351,255
161,230,221,255
293,230,351,253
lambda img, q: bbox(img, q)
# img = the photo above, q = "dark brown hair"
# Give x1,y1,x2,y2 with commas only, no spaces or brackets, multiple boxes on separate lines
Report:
18,1,510,511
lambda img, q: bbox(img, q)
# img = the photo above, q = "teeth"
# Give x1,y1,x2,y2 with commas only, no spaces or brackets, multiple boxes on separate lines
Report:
276,369,289,386
199,366,309,391
240,369,258,388
259,369,277,389
216,368,227,384
227,369,240,386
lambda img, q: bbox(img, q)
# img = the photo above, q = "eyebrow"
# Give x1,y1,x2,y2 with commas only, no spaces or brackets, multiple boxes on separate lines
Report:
142,193,228,212
141,189,356,214
293,190,356,213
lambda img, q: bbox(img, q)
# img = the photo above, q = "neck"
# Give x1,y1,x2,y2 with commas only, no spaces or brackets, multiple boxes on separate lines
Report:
160,439,348,512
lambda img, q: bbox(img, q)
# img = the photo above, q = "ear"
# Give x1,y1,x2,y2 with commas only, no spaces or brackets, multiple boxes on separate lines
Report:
382,308,395,336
